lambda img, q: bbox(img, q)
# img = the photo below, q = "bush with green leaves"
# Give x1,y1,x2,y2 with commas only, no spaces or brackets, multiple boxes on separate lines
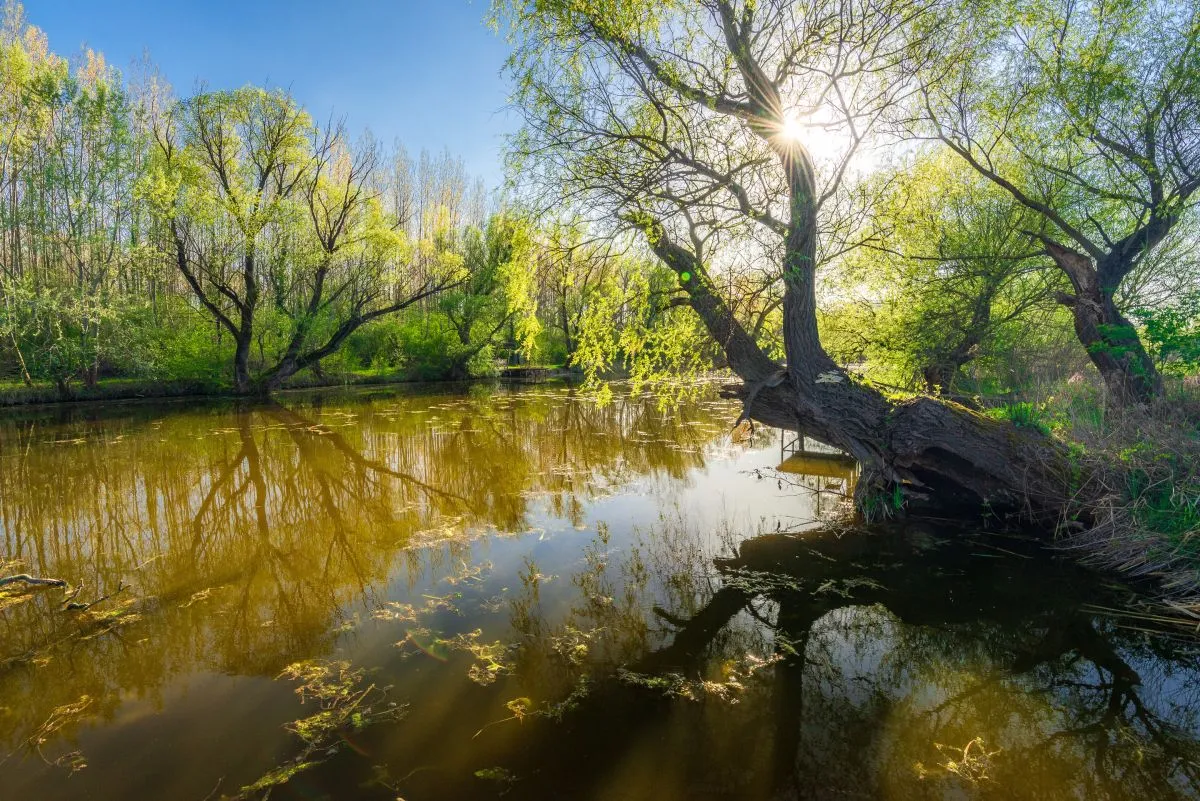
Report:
1136,292,1200,377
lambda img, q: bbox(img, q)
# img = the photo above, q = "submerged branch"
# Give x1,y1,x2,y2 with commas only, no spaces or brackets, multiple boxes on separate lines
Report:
0,574,67,589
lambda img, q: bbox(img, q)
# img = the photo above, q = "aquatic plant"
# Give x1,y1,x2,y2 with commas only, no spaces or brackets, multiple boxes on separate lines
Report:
233,660,406,800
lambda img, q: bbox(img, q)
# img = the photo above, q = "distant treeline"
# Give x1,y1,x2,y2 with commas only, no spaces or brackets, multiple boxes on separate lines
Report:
0,4,699,398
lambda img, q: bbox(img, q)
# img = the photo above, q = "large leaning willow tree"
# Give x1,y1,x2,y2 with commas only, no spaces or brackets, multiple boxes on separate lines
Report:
925,0,1200,404
143,87,464,394
497,0,1084,519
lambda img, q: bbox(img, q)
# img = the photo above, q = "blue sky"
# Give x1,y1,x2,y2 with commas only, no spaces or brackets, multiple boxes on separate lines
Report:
21,0,516,188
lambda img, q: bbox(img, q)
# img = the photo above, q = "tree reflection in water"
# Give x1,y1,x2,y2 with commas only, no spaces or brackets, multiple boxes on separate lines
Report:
0,385,747,796
0,385,1198,800
381,521,1200,801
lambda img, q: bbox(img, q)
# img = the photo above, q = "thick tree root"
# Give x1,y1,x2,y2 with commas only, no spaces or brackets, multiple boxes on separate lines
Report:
726,378,1080,528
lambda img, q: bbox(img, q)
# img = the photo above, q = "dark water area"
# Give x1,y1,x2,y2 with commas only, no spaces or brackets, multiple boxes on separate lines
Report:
1,383,1198,800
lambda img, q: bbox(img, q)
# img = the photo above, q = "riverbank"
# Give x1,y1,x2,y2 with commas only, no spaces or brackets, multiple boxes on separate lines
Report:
4,368,1197,621
0,366,582,408
1044,380,1200,617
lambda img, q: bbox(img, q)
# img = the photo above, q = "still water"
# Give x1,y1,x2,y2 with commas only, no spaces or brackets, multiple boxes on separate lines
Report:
0,383,1198,800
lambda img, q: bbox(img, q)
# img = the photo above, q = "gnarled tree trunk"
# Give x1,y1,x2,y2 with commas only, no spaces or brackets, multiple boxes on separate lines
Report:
232,334,254,394
643,8,1081,524
645,214,1078,524
1044,240,1162,404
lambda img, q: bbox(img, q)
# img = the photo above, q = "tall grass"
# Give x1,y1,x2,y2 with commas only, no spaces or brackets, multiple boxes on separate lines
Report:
1027,374,1200,611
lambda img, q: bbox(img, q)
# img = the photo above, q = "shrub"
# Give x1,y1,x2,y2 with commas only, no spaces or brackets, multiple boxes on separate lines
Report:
1135,291,1200,377
986,401,1052,435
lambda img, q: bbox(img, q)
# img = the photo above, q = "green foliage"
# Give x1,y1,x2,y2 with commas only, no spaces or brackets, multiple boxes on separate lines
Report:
1115,437,1200,553
532,326,570,367
986,402,1053,435
1,0,1192,419
573,256,714,405
1128,474,1200,553
859,483,908,523
466,344,501,378
1036,376,1200,570
1,7,590,396
140,306,235,385
1,277,129,391
927,0,1200,398
1136,292,1200,376
343,318,404,371
822,150,1065,395
390,314,462,379
434,213,542,375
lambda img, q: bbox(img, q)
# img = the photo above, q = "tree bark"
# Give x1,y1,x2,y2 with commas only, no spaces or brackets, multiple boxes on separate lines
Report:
630,4,1087,523
645,218,1077,523
233,332,254,394
233,245,259,394
1043,240,1163,404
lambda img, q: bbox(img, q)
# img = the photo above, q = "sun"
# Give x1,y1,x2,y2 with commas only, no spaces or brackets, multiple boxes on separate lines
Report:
777,112,831,156
775,111,857,163
780,113,806,142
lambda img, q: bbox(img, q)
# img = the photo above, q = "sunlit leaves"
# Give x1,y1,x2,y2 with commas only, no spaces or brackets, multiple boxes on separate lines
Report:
932,0,1200,256
573,256,710,405
0,5,153,389
0,9,67,169
171,87,314,236
1135,291,1200,375
822,150,1063,392
491,214,542,356
417,204,469,284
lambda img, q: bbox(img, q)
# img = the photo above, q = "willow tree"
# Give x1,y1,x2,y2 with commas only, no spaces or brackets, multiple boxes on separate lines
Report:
144,87,464,394
434,212,543,376
496,0,1082,518
824,151,1062,395
924,0,1200,404
533,220,619,363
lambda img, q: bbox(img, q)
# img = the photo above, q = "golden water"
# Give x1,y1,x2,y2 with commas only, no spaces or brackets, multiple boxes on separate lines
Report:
0,383,1196,800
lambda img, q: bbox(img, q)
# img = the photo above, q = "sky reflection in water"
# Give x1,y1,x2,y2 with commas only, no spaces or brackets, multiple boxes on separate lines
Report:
1,383,1198,800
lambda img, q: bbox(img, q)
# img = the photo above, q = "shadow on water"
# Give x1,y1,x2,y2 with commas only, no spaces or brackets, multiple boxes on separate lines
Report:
1,383,1198,800
307,523,1200,801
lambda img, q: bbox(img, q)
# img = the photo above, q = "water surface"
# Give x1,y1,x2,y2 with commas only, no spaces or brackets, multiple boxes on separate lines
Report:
1,383,1198,800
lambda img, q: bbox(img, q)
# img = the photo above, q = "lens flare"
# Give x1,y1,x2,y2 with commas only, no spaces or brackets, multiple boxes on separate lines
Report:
780,114,805,142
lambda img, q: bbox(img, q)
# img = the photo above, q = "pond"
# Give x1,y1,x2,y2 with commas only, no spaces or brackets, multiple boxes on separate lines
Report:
1,382,1198,800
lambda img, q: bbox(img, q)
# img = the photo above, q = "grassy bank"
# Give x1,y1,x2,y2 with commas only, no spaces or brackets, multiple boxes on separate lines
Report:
0,366,580,408
0,377,231,407
980,377,1200,618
